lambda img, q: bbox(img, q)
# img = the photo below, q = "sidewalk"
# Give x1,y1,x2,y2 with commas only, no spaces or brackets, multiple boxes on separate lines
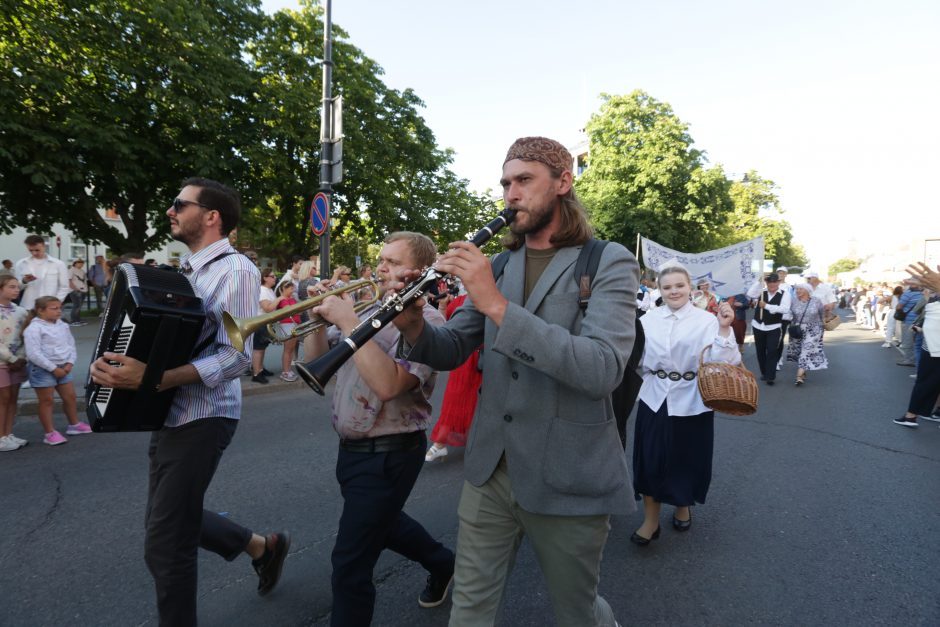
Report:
16,315,309,417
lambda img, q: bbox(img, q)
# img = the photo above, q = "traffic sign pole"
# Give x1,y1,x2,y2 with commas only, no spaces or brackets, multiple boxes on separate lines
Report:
317,0,334,280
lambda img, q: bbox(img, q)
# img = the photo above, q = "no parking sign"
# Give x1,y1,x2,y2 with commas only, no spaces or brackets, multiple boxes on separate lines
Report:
310,192,329,236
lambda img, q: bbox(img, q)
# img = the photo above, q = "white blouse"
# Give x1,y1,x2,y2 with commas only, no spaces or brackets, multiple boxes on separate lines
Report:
638,301,741,416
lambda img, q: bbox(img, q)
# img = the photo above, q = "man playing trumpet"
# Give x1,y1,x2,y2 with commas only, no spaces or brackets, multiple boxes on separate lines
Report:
305,232,456,626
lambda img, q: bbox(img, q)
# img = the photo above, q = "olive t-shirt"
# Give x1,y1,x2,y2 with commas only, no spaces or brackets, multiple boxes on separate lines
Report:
524,247,558,304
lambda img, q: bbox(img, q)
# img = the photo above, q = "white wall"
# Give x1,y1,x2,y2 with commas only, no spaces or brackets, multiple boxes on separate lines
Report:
0,213,188,266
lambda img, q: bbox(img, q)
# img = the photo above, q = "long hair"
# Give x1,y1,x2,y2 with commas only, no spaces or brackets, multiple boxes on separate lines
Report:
501,165,593,251
23,295,61,330
296,260,317,281
0,273,19,292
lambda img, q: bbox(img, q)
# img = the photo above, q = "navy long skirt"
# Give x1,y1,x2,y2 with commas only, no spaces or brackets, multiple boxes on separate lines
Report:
632,399,714,506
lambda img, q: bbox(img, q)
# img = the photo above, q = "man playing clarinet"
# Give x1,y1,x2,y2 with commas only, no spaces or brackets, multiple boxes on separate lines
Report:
395,137,638,626
306,231,456,626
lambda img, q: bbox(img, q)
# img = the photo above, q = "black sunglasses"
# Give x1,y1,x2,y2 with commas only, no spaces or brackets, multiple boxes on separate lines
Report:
171,198,213,213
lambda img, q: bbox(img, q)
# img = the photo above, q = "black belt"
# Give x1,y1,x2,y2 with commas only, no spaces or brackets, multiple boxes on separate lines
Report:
339,430,423,453
652,370,696,381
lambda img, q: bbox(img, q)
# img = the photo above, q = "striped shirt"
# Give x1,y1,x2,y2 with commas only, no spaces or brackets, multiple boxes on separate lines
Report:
165,238,259,428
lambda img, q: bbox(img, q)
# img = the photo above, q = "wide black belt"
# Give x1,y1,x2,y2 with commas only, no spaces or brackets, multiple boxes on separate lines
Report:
339,430,423,453
652,370,697,381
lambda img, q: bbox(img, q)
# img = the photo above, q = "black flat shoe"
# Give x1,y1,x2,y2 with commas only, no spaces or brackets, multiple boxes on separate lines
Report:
672,511,692,531
630,526,661,546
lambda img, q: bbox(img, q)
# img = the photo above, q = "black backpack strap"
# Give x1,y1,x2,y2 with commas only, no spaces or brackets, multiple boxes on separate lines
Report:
490,250,511,281
574,239,609,311
186,251,245,356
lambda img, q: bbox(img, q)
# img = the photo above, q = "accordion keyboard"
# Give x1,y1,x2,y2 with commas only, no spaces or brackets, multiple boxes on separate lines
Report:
93,315,136,419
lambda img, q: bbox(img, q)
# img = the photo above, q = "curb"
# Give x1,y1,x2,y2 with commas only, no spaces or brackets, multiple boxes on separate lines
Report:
15,376,316,418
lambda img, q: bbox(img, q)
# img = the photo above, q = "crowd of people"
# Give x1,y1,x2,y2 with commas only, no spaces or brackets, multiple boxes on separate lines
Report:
891,267,940,428
2,135,938,627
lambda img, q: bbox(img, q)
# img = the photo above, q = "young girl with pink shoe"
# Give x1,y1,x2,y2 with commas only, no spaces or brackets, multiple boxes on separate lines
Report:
23,296,92,445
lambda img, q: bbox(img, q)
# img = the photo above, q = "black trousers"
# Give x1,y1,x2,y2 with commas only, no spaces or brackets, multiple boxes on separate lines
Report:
753,327,782,381
331,431,454,627
145,418,252,627
778,321,790,354
908,350,940,416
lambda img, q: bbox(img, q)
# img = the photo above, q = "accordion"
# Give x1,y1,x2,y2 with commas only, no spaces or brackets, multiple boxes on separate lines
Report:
86,263,205,432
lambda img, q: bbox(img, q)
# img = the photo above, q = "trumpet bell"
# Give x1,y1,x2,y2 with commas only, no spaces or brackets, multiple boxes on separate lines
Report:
222,278,379,352
222,311,251,353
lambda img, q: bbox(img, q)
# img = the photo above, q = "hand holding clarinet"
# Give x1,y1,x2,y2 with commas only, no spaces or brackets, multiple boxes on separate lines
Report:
296,209,516,394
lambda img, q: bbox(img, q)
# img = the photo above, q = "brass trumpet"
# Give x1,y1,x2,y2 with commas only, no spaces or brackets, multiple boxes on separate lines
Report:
223,279,379,352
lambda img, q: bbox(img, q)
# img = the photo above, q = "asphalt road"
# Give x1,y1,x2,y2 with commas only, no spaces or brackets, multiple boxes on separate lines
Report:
2,316,938,626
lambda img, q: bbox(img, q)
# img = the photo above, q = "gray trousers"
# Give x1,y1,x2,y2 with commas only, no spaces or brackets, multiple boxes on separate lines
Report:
900,323,916,362
449,459,616,627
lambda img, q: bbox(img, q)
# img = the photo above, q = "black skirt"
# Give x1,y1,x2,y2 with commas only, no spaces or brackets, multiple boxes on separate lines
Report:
632,399,714,506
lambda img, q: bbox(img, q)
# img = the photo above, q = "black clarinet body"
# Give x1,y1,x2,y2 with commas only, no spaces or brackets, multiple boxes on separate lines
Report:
295,208,517,394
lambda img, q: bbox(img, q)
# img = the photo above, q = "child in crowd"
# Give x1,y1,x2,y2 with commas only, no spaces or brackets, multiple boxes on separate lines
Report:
275,282,300,382
0,275,29,452
23,296,92,445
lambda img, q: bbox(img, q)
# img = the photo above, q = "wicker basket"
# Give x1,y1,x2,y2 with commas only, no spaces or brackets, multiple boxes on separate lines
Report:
823,314,841,331
696,346,759,416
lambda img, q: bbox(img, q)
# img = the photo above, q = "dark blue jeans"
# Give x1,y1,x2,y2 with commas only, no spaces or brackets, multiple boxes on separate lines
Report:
331,431,454,627
908,350,940,416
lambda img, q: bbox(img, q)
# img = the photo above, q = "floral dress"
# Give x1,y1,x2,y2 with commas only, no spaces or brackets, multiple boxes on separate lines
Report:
787,296,828,370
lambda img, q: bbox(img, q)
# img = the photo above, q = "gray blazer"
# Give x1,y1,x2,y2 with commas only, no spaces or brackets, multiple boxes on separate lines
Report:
407,242,639,516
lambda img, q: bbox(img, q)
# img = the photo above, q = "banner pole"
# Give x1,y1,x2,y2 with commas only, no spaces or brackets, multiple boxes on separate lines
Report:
636,233,642,267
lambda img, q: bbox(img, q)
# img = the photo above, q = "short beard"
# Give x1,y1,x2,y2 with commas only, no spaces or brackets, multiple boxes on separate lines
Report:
510,198,556,237
170,226,197,248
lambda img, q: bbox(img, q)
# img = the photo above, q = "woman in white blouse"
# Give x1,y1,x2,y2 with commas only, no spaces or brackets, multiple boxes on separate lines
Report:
631,264,740,545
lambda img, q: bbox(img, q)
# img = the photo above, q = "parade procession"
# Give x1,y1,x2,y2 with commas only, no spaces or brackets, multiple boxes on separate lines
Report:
1,2,938,626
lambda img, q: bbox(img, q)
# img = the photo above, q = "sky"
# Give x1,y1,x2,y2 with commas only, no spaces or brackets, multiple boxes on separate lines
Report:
261,0,940,269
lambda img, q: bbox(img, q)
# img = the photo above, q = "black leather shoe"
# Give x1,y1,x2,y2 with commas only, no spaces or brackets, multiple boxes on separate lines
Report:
253,531,291,596
418,566,454,608
261,368,274,377
629,526,661,546
672,510,692,531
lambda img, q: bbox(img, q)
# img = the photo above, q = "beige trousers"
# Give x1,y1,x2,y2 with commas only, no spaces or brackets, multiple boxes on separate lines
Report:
449,459,617,627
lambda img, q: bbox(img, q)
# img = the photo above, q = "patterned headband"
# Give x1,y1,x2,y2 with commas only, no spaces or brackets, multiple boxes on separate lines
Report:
504,136,573,173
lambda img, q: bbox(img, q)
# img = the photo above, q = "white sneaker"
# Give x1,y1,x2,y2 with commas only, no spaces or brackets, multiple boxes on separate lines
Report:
7,434,27,447
0,435,23,452
881,342,892,348
425,445,448,462
279,371,298,382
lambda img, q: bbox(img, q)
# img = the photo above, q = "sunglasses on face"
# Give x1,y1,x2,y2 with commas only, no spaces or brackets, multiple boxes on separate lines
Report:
171,198,213,213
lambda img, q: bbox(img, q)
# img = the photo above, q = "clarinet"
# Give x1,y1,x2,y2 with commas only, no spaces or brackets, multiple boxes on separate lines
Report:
295,208,517,395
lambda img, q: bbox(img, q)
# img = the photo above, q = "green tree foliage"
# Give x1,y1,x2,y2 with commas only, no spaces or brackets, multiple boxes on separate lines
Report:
228,0,495,271
0,0,264,253
576,91,734,253
828,257,861,274
724,171,808,268
1,0,492,265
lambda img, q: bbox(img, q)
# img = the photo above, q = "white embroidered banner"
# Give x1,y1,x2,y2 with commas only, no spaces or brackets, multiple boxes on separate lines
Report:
640,236,765,298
